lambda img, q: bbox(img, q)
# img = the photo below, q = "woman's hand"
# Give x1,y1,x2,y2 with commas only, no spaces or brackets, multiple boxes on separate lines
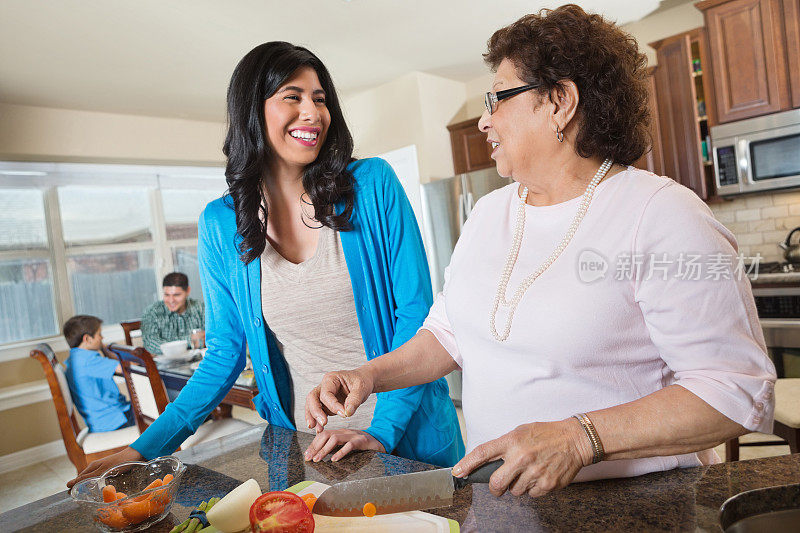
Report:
66,446,144,488
452,419,593,498
305,368,375,433
303,429,385,462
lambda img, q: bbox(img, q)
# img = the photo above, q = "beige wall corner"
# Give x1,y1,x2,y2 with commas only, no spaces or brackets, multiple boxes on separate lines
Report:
0,103,226,164
416,72,467,180
622,2,705,66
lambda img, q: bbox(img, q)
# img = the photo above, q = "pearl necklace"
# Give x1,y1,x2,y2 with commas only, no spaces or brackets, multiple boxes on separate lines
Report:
489,158,613,342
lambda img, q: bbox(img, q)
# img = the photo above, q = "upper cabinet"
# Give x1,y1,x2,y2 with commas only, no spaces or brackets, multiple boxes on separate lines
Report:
447,117,494,174
633,66,666,176
697,0,793,122
650,28,716,199
785,0,800,108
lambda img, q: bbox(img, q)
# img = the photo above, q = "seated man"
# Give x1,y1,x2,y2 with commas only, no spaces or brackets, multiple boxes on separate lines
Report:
63,315,134,432
141,272,205,355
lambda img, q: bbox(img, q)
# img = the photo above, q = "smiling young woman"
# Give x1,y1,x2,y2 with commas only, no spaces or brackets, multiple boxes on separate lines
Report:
68,42,464,488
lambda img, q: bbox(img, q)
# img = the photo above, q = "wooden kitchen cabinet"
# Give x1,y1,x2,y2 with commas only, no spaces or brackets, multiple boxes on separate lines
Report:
650,28,716,199
447,117,494,174
785,0,800,108
697,0,792,122
634,66,666,176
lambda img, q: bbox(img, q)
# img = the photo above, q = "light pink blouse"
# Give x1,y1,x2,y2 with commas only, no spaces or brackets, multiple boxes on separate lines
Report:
422,167,776,482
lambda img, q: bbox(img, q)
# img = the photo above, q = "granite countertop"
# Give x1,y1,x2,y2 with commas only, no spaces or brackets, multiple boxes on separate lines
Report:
2,424,799,532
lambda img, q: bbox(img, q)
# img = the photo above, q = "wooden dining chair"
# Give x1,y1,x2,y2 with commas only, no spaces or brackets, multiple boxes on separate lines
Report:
107,343,253,450
29,343,140,472
120,320,142,346
725,378,800,461
105,344,169,432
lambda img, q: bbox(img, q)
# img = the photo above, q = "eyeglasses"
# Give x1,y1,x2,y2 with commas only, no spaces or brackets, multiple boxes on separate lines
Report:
484,84,539,115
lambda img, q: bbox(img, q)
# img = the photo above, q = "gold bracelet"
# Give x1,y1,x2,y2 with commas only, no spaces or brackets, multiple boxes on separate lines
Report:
573,413,605,464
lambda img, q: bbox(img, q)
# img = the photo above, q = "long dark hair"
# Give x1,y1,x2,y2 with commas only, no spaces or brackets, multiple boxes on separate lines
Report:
223,42,355,264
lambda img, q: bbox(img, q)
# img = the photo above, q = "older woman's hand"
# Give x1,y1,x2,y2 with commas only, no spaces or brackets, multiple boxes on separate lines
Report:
452,419,593,498
305,368,375,432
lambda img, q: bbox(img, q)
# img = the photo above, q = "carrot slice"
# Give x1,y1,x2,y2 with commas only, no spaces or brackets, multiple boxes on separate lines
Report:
162,474,174,485
362,502,377,517
102,484,116,503
300,493,317,512
114,492,127,500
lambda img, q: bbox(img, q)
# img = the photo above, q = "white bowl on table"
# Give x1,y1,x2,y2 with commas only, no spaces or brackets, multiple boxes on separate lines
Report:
159,340,191,360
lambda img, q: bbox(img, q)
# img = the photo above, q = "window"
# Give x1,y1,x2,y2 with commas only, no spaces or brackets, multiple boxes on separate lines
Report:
58,187,153,246
0,162,226,346
162,188,224,301
162,189,222,240
67,250,158,324
0,189,59,344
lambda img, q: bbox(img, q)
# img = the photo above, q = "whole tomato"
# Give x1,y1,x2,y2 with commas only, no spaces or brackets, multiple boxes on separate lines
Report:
249,491,314,533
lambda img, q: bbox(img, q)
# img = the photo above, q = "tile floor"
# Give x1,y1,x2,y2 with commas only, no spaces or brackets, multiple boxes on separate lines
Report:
0,408,790,514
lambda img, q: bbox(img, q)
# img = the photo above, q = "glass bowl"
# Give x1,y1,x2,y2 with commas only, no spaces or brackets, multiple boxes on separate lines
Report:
69,456,186,532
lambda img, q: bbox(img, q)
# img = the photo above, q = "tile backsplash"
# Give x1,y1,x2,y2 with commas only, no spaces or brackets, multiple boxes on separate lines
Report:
708,190,800,262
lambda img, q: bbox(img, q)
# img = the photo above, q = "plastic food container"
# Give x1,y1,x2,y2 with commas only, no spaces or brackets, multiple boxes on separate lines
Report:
69,456,185,532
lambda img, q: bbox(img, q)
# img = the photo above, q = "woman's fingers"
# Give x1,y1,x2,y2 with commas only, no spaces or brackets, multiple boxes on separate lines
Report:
304,431,328,461
305,387,329,431
313,434,342,462
67,460,105,488
67,447,143,488
331,441,355,462
507,465,538,497
452,438,503,478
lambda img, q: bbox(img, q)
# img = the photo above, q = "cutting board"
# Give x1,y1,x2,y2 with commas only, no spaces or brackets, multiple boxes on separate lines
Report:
286,481,459,532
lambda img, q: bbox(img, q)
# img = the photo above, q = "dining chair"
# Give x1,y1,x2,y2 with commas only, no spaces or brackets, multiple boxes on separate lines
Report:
120,320,142,346
107,343,253,450
724,378,800,461
29,343,140,472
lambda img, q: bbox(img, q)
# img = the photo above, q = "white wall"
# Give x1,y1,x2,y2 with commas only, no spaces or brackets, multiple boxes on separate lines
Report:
0,102,226,164
342,71,468,183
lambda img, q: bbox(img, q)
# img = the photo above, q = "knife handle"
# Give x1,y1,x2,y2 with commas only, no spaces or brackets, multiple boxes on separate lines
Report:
453,459,503,489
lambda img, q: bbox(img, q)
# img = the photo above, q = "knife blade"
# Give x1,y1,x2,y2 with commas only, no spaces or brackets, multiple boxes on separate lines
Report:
313,459,503,516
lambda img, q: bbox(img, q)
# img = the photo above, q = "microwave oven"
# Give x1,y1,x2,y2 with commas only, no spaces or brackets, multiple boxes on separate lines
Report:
711,108,800,196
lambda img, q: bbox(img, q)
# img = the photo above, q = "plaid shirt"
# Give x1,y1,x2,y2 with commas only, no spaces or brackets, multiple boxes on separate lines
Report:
141,298,205,355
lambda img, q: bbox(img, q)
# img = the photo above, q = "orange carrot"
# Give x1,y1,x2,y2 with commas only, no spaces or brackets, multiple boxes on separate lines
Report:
362,502,377,517
101,485,116,503
114,492,127,500
120,499,154,524
133,478,163,502
96,506,128,528
162,474,174,485
301,493,317,512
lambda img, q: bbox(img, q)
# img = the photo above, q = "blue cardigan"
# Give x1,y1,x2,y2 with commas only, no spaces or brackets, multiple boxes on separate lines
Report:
130,158,464,467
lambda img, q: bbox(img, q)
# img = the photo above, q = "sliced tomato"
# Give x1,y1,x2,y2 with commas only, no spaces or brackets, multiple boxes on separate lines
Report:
249,491,314,533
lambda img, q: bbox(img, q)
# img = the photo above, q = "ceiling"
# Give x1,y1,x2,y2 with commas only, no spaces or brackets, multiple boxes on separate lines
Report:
0,0,664,123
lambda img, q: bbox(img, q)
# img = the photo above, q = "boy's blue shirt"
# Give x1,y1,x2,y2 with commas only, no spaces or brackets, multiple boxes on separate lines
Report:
64,347,131,432
130,158,464,467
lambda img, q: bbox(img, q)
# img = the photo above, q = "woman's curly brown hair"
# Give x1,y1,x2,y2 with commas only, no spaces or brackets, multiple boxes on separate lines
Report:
484,4,650,165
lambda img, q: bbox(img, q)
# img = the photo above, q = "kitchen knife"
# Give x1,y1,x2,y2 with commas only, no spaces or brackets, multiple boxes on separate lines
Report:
313,459,503,517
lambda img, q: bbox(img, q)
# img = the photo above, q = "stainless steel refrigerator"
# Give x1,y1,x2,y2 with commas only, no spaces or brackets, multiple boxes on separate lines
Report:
419,167,512,404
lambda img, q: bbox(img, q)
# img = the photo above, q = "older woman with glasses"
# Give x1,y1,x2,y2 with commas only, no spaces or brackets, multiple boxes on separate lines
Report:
306,4,776,498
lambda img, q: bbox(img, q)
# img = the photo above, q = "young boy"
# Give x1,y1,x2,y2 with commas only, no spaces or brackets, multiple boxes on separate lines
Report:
62,315,134,432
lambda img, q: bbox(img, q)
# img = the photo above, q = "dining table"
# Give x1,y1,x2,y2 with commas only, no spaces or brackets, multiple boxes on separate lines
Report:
130,353,258,416
2,423,800,532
